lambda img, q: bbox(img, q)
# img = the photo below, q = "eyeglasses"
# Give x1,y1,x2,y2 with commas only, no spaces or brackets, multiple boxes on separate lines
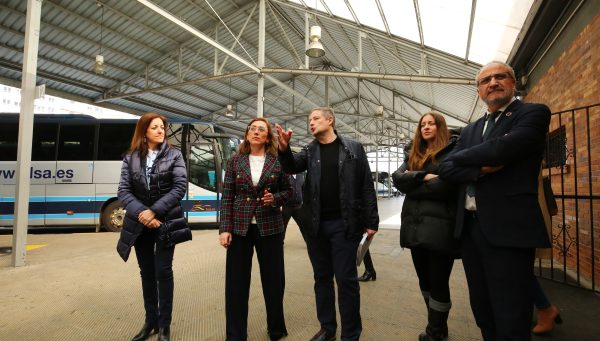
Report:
477,72,513,86
248,126,267,133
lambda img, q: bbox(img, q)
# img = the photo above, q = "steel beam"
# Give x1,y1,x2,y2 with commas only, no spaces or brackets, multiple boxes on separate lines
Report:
271,0,481,71
94,70,255,102
257,0,266,117
465,0,477,62
136,0,260,73
262,68,475,85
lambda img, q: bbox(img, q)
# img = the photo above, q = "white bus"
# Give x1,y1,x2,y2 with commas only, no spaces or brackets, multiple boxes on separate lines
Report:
0,114,239,231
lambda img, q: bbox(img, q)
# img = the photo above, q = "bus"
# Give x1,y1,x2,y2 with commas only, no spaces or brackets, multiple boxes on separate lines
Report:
0,114,239,231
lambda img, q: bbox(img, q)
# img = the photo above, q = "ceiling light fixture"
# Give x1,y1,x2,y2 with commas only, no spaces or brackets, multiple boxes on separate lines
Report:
95,2,105,75
306,25,325,58
374,65,384,119
225,78,235,117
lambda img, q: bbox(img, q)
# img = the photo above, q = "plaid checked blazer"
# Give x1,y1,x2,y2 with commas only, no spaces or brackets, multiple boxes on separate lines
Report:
219,153,292,236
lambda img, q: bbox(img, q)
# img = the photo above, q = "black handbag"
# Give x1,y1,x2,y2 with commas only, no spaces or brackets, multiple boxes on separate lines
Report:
159,217,192,248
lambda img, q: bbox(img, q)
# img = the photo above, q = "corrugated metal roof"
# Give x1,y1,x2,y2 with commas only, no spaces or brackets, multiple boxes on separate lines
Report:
0,0,540,146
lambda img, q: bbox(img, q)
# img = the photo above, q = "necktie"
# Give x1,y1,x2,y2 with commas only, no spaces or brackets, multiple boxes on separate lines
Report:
482,111,500,141
466,111,501,197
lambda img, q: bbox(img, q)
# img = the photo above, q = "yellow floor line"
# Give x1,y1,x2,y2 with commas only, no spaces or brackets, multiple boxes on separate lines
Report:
26,244,47,251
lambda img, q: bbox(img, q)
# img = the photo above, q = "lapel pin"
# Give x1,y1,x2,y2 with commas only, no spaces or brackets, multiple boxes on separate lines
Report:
505,111,512,117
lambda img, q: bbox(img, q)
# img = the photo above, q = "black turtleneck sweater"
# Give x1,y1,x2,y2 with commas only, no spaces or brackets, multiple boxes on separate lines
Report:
319,137,341,220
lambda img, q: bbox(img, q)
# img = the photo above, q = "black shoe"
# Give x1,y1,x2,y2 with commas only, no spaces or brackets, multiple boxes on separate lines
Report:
158,327,170,341
269,330,288,340
358,270,377,281
131,323,158,341
310,328,336,341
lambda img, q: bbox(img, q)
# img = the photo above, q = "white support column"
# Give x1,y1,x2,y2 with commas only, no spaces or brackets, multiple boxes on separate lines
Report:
257,0,266,117
13,0,42,267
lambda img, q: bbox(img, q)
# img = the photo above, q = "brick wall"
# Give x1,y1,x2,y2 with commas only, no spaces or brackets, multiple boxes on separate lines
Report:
525,12,600,289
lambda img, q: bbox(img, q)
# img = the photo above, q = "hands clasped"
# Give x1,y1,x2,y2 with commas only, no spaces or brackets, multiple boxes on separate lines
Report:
138,209,161,228
262,189,275,207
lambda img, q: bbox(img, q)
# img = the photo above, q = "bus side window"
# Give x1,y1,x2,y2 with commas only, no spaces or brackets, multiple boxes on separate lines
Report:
98,124,135,160
32,123,58,161
0,121,17,161
57,124,95,161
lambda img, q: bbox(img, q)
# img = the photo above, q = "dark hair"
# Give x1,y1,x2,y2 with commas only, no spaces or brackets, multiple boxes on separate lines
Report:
408,112,449,171
129,112,169,159
238,117,278,156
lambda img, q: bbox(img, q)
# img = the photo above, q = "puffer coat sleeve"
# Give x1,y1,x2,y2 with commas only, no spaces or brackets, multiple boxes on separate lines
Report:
118,153,148,217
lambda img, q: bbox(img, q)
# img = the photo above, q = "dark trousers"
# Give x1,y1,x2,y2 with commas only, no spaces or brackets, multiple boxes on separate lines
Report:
532,276,551,309
282,205,302,238
411,247,454,305
362,250,375,273
134,228,175,328
225,224,287,341
462,211,535,341
303,218,361,341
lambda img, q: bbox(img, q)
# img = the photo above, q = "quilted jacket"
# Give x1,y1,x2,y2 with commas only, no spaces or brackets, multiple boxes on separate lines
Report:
116,142,187,261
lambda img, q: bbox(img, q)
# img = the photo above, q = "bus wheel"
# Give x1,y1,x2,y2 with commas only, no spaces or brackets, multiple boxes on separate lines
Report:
103,201,124,232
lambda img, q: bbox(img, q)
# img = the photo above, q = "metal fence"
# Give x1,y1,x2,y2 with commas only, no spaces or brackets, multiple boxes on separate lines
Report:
536,103,600,292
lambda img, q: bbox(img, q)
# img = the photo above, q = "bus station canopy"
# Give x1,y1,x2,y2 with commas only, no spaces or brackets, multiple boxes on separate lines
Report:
0,0,571,146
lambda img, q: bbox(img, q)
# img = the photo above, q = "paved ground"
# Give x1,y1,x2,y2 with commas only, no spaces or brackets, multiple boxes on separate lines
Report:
0,196,598,340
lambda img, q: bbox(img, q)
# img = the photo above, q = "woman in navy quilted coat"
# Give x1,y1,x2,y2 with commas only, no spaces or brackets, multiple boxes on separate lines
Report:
116,113,187,341
219,118,292,341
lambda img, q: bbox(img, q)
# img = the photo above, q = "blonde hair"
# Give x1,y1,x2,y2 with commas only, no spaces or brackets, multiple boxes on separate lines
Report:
310,107,335,128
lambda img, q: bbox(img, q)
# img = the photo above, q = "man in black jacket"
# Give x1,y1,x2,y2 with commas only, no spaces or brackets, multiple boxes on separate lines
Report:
439,61,551,341
275,107,379,341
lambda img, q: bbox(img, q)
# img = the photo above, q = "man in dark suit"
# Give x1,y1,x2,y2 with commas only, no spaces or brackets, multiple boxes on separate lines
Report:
439,61,551,341
275,107,379,341
281,172,305,236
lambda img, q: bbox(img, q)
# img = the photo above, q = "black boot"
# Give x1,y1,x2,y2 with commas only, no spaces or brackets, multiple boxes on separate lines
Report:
358,270,377,281
418,308,449,341
158,327,170,341
131,323,158,341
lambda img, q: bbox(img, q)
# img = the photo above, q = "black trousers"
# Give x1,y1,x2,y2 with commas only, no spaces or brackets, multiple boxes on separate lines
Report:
225,224,287,341
410,247,454,305
462,211,535,341
361,250,375,273
282,205,302,238
303,218,361,341
134,228,175,328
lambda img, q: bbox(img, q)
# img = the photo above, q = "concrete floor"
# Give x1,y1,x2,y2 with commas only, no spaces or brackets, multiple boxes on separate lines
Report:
0,197,596,340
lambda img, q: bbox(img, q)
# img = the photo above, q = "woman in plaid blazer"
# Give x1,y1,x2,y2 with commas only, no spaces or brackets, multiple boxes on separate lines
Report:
219,118,292,341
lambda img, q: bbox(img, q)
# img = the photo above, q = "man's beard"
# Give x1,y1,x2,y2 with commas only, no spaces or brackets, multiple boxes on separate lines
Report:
485,88,515,109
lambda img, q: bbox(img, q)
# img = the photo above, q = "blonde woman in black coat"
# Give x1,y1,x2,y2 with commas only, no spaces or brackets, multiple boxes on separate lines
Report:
117,113,187,341
392,112,459,341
